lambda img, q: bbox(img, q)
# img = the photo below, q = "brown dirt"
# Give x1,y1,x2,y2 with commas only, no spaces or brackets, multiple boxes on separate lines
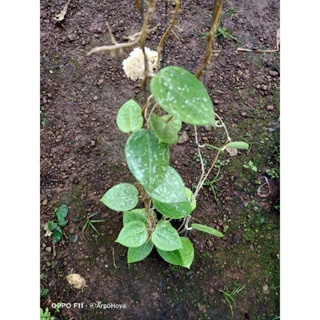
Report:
40,0,280,319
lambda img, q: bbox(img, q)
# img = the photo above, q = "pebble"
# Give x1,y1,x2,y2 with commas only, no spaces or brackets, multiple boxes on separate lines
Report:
69,234,78,243
269,70,278,77
93,96,98,101
42,199,48,206
266,105,274,111
45,246,52,253
263,284,270,295
55,135,63,143
178,131,189,144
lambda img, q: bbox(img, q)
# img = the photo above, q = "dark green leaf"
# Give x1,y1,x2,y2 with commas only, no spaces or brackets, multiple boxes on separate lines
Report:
150,66,215,126
52,226,63,243
151,220,181,251
127,241,154,263
157,237,194,269
152,188,195,219
116,221,148,247
116,99,143,133
48,221,58,231
100,183,139,211
125,129,169,192
191,223,224,237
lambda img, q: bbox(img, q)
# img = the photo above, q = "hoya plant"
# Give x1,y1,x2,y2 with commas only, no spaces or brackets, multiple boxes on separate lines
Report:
89,0,248,268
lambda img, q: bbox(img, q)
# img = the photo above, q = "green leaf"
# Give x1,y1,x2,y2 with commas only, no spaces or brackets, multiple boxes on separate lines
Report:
127,241,154,263
225,141,249,150
149,166,187,203
123,208,156,225
157,237,194,269
116,221,148,247
123,208,147,225
149,113,181,144
150,66,215,126
125,129,169,192
152,187,195,219
116,99,143,133
151,220,181,251
52,226,63,243
48,221,58,232
191,223,224,237
56,204,68,227
100,183,139,211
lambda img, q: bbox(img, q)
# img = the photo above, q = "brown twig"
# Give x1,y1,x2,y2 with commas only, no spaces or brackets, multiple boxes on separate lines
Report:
156,0,181,71
237,48,278,53
195,0,223,79
111,247,119,269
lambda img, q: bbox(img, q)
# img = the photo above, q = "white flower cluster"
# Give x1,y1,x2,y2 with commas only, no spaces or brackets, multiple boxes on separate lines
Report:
122,47,158,81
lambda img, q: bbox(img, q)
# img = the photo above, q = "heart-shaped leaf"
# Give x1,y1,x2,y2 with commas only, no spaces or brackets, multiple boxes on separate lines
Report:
127,241,154,263
151,220,181,251
157,237,194,269
116,99,143,133
150,66,215,126
125,129,169,192
100,183,139,211
116,220,148,247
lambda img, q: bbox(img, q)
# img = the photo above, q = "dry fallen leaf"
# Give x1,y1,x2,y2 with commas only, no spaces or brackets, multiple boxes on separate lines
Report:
53,0,71,22
226,147,238,156
66,274,86,289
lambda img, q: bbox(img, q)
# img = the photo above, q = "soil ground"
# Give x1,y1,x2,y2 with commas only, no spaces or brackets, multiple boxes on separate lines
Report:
40,0,280,319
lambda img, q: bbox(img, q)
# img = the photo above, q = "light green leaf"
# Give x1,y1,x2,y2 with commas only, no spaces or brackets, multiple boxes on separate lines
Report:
123,208,156,225
191,223,224,237
157,237,194,269
225,141,249,150
150,113,181,144
116,99,143,133
116,221,148,247
100,183,139,211
56,204,68,227
152,187,195,219
151,220,181,251
125,129,169,192
149,167,187,203
127,241,154,263
150,66,215,126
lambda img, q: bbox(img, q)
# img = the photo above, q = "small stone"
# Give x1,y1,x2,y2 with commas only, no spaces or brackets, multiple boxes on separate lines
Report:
240,112,247,117
263,284,270,295
45,246,52,253
266,105,274,111
42,199,48,206
65,146,71,153
204,126,212,131
91,140,96,147
93,96,98,101
69,234,78,243
178,131,189,144
68,34,76,42
213,99,220,104
97,79,104,85
55,135,63,143
269,70,278,77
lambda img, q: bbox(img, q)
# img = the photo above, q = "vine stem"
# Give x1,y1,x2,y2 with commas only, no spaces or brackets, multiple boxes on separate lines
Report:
195,0,223,79
156,0,181,71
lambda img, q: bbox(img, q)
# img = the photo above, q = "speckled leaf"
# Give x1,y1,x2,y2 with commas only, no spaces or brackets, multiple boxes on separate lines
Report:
157,237,194,269
150,66,215,126
100,183,139,211
116,221,148,247
127,241,154,263
191,223,224,237
150,113,181,144
149,166,187,203
152,187,195,219
151,220,181,251
225,141,249,150
125,129,169,192
116,99,143,133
